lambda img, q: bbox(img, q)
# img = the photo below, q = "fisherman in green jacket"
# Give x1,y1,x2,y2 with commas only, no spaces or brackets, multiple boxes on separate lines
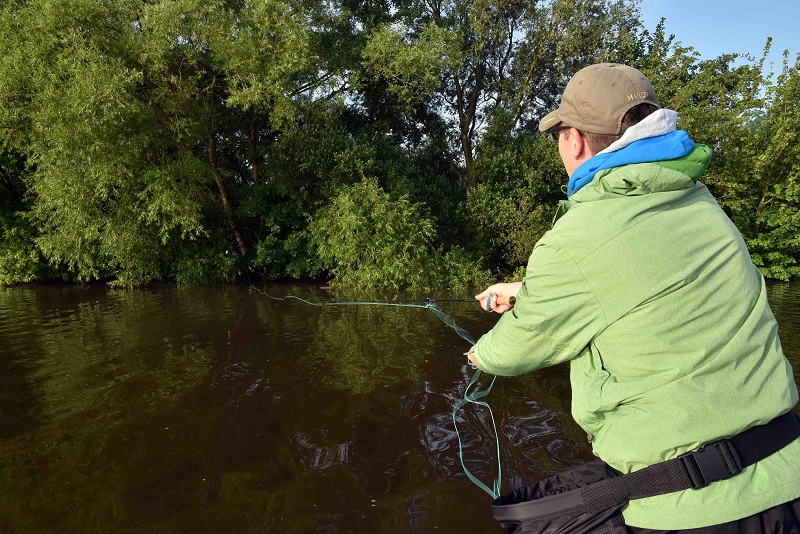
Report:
469,63,800,532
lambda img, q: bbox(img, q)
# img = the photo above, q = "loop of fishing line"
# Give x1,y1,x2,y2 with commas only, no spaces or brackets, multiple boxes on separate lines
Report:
249,284,503,499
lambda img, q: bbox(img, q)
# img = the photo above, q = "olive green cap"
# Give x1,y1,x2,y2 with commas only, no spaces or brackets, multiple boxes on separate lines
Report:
538,63,660,135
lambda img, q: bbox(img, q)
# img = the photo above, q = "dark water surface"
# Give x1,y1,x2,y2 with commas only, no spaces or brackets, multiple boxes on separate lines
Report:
1,281,799,533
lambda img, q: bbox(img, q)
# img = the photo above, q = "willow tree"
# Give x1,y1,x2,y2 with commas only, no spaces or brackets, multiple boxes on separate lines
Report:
0,0,314,286
0,0,163,285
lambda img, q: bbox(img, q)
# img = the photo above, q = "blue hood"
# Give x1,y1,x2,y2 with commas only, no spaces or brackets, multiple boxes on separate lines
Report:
567,130,695,199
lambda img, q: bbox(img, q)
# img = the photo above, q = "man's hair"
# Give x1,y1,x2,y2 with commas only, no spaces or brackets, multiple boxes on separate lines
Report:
566,103,659,154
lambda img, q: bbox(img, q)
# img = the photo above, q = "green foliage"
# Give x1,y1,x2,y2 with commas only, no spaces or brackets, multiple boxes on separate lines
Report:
434,246,494,293
739,53,800,279
0,0,798,286
174,243,239,286
0,213,41,284
241,181,319,279
213,0,309,121
468,184,554,272
310,179,436,291
0,150,44,284
361,22,449,111
310,179,489,292
468,125,564,273
0,0,314,287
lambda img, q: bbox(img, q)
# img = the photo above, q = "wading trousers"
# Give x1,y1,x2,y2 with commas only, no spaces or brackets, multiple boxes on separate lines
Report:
628,496,800,534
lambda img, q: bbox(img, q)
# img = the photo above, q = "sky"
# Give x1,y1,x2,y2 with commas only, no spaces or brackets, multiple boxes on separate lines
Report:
638,0,800,72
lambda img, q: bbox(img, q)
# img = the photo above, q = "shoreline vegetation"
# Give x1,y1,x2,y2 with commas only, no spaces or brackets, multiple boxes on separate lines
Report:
2,0,799,292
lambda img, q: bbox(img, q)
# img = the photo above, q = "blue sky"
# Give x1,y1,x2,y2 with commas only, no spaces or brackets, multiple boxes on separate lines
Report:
639,0,800,72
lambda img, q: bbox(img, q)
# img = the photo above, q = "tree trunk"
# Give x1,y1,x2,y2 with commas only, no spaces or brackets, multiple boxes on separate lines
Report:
454,67,483,191
208,132,248,256
462,131,478,190
248,119,260,185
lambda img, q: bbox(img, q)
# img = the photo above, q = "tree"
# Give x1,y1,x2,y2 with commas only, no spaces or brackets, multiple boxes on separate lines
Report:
363,0,644,190
732,53,800,279
637,25,800,279
2,0,798,287
0,0,316,286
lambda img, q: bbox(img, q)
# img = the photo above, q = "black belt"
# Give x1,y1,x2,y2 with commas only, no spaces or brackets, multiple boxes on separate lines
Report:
582,411,800,513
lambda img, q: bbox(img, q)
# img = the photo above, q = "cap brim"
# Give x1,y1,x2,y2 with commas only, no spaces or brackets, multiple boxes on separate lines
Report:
538,109,561,132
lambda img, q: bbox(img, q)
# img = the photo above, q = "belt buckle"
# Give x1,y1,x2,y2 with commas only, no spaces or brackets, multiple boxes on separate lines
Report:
677,440,743,489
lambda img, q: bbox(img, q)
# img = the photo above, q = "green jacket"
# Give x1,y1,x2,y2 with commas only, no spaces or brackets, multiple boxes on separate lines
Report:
473,146,800,529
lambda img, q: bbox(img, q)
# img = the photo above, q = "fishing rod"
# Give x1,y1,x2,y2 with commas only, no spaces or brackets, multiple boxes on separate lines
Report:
249,286,474,306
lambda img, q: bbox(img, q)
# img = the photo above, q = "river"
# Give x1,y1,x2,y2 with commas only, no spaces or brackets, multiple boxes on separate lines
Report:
1,281,799,533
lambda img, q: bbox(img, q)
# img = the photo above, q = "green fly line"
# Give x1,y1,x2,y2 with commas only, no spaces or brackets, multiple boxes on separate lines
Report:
250,284,503,499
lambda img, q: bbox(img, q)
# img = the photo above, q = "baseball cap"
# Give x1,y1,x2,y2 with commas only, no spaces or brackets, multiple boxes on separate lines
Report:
538,63,660,135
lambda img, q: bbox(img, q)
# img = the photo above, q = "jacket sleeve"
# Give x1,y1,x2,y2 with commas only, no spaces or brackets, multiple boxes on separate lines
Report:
473,241,607,376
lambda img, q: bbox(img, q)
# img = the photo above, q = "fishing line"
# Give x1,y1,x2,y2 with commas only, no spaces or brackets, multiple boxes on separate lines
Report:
250,284,503,499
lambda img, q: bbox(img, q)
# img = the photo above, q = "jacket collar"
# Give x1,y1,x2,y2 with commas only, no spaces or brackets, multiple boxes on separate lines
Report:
566,110,693,199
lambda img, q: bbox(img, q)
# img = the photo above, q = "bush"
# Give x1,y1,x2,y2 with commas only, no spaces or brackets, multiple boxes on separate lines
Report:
468,132,565,275
310,179,490,293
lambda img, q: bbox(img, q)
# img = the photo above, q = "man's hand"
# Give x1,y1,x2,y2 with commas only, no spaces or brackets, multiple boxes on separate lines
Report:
466,345,480,369
475,282,522,314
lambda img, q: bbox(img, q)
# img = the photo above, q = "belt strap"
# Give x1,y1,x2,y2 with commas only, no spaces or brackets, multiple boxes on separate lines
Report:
581,411,800,513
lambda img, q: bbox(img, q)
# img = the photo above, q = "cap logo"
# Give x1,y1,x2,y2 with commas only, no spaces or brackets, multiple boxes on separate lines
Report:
627,91,649,102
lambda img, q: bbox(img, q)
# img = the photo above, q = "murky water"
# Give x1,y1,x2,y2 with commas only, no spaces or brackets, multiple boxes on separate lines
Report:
1,281,799,533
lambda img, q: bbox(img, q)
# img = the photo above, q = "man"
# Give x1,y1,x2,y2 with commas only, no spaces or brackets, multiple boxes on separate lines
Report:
468,63,800,531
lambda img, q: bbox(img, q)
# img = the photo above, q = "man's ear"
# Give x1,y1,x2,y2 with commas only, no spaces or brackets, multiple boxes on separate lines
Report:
568,127,586,160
